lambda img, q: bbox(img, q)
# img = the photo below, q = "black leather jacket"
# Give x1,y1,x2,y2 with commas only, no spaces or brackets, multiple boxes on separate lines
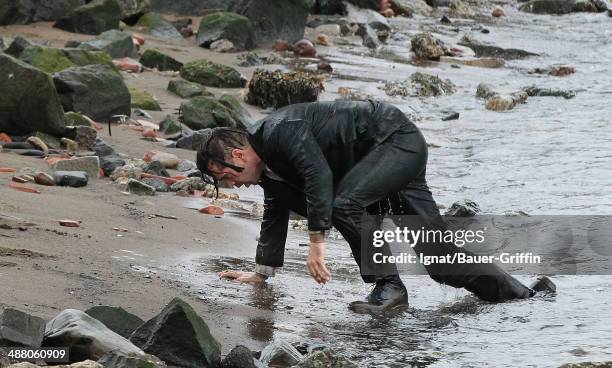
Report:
247,100,419,270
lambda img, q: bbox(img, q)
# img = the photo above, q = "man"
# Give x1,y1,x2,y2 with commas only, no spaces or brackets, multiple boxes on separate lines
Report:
196,100,536,312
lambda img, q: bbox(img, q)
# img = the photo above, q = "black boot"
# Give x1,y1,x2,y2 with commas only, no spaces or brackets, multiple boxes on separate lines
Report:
349,275,408,313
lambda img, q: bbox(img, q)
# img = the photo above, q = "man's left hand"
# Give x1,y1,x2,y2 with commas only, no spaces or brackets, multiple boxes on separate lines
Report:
307,241,331,284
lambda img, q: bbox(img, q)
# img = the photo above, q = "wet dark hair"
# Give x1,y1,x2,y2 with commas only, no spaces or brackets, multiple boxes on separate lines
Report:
196,127,250,198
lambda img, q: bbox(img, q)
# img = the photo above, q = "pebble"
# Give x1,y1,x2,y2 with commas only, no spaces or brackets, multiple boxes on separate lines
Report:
199,205,224,215
34,172,55,186
26,136,48,153
315,34,332,46
53,171,89,187
293,39,316,57
59,220,81,227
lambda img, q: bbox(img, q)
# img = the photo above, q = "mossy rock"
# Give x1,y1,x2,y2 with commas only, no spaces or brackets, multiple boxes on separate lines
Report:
136,12,183,40
77,29,136,59
129,87,162,111
61,48,114,67
64,111,92,127
246,69,325,109
54,0,121,35
18,45,74,73
167,79,211,98
180,59,246,88
196,12,255,51
218,94,253,127
160,115,191,135
140,49,183,72
180,96,240,130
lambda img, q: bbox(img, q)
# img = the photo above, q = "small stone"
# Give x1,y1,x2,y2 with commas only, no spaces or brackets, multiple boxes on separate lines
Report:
34,172,55,186
410,32,448,60
129,87,162,111
74,126,98,149
26,136,48,153
12,176,29,183
143,160,169,177
210,39,235,53
53,171,89,187
60,219,81,227
492,6,506,17
167,79,207,98
220,346,256,368
126,179,156,196
199,205,224,215
53,156,100,178
315,34,332,46
440,15,452,23
380,8,395,17
440,56,505,68
441,111,459,121
140,49,183,71
61,138,79,152
293,39,317,57
485,92,527,111
274,40,290,52
15,149,46,157
549,65,575,76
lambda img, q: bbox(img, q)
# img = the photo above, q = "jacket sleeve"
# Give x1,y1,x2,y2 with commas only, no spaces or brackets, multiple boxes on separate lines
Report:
273,119,333,231
255,182,290,275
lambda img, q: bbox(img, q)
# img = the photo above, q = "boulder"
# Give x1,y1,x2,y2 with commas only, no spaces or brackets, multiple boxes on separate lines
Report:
33,131,62,148
126,179,156,195
78,30,137,59
64,112,93,127
4,37,33,58
52,156,100,178
85,306,144,340
519,0,606,13
54,0,121,35
180,97,243,130
53,64,131,122
98,351,166,368
61,48,114,67
129,87,161,111
459,42,538,60
129,298,221,368
18,46,75,73
230,0,310,44
246,69,325,109
445,200,480,217
220,346,257,368
53,171,89,187
136,12,183,40
160,115,192,135
411,32,448,60
167,79,209,98
0,0,85,26
116,0,151,22
176,129,212,151
140,49,183,71
196,12,255,51
389,0,432,16
0,54,66,136
294,348,358,368
42,309,144,362
218,94,254,127
150,0,232,14
410,72,455,96
259,339,303,367
0,308,46,347
180,60,246,88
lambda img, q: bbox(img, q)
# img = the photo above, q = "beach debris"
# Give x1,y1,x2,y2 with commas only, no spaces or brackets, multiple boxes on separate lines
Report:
0,308,45,347
132,34,145,46
53,171,89,187
169,177,209,194
130,87,161,111
54,0,122,35
246,69,325,109
113,57,143,73
380,72,455,97
259,339,303,367
0,133,12,144
129,298,221,368
43,309,144,360
197,12,255,51
78,30,137,59
59,220,81,227
9,183,41,194
445,200,481,217
136,12,183,40
12,176,29,183
126,179,156,196
293,39,317,57
199,206,225,216
411,32,449,60
34,172,55,186
140,49,183,72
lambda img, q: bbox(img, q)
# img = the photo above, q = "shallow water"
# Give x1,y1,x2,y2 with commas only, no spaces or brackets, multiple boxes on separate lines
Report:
139,7,612,367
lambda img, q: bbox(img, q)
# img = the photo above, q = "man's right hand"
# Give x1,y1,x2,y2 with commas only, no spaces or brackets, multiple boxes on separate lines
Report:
218,270,267,284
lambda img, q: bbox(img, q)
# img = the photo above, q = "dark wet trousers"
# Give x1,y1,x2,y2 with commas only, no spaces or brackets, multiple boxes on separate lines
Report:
264,126,533,302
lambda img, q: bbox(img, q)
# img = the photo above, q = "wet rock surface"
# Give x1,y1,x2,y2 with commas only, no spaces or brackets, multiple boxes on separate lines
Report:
294,348,359,368
78,30,137,59
445,200,481,216
180,96,246,130
85,306,145,340
136,12,183,40
0,308,46,347
97,351,166,368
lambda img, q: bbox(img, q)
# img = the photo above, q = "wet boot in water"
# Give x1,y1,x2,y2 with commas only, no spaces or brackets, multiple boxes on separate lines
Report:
349,275,408,313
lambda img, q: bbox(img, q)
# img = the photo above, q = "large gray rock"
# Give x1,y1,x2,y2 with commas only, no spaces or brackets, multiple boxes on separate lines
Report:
117,0,151,22
0,54,66,136
54,0,122,35
140,49,183,71
98,351,166,368
3,37,33,58
344,1,390,31
53,64,131,122
78,30,137,59
42,309,144,362
389,0,432,16
136,12,183,40
230,0,310,44
519,0,607,13
85,306,144,340
218,94,254,126
150,0,234,15
129,298,221,368
176,129,212,151
0,0,85,25
180,96,244,131
0,308,46,347
196,12,255,51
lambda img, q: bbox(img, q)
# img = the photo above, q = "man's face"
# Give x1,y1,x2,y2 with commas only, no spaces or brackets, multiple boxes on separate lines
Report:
207,148,261,188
